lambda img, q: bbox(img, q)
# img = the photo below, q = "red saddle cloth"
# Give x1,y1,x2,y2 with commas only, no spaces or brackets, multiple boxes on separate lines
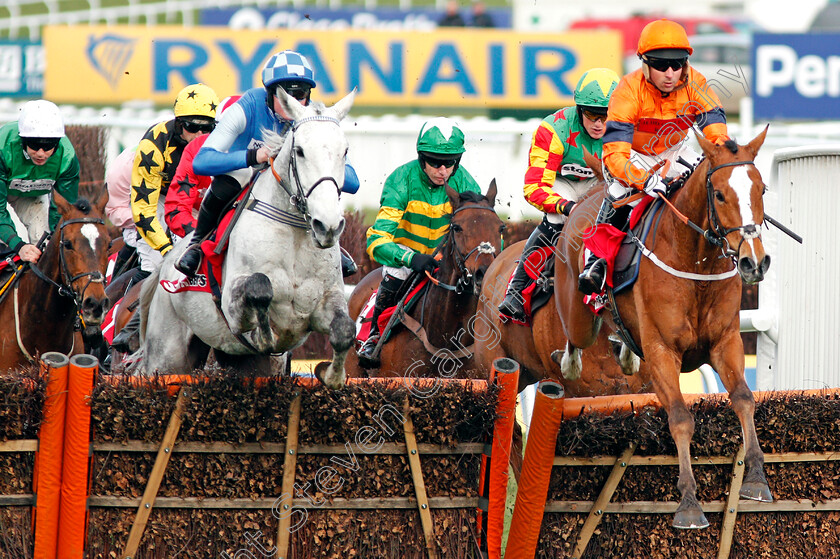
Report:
354,276,430,346
500,246,556,326
581,196,655,312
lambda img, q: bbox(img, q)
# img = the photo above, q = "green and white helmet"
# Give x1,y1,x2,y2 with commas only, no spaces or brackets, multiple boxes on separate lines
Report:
416,117,466,155
573,68,620,111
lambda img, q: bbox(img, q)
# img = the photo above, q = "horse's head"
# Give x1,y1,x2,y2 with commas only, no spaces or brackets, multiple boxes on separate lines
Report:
50,191,111,336
443,180,504,295
269,88,357,249
696,127,771,284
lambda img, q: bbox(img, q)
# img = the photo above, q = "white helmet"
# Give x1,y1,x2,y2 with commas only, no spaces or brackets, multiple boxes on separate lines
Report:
18,100,65,138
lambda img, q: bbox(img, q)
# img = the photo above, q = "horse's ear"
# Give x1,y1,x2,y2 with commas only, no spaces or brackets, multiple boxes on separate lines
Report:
485,179,497,207
582,147,604,182
95,189,109,216
745,124,770,158
277,88,306,122
52,190,72,216
694,131,717,158
445,184,460,210
330,88,356,121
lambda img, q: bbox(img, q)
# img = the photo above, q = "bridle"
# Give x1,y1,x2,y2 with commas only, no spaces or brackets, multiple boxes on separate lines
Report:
704,160,761,258
27,216,106,329
268,114,343,220
426,204,500,294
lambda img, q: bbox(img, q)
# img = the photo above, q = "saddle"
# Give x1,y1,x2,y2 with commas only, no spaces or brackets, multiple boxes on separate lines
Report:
355,275,430,345
504,246,555,326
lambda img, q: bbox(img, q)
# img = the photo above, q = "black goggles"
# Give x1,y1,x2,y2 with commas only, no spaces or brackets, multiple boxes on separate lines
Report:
181,120,215,133
581,109,607,123
278,83,312,102
22,137,60,152
644,57,687,72
422,154,459,169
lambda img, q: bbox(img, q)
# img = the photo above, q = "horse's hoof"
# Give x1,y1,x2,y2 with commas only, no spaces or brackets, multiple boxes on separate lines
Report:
673,509,709,529
550,350,563,366
314,361,345,389
740,482,773,503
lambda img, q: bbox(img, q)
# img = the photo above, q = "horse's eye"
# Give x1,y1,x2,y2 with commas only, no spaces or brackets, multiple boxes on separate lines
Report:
451,224,463,233
499,225,507,234
62,240,73,250
295,146,304,158
762,184,768,195
714,191,725,203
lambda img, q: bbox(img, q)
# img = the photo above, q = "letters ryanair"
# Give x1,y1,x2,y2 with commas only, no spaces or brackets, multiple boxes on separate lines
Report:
43,25,621,109
753,33,840,120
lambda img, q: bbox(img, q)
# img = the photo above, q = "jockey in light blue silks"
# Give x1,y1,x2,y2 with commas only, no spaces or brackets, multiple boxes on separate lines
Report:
176,50,360,277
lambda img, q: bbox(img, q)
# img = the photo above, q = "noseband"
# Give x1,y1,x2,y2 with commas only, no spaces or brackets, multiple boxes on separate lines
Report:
430,204,499,294
269,115,343,219
704,160,760,257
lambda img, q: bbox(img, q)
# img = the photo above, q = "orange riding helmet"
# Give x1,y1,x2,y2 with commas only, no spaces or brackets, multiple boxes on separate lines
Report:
637,19,693,59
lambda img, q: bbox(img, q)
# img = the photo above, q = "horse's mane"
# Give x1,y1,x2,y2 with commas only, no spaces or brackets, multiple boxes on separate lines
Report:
723,139,739,154
262,100,331,158
73,198,93,214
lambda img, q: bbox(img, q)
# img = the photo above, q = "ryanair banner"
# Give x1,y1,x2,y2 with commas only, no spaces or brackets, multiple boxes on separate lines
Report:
43,25,621,108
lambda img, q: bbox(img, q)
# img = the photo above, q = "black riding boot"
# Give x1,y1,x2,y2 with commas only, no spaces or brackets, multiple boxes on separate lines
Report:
340,248,358,278
175,175,242,277
357,274,404,368
110,269,151,353
578,195,621,296
498,217,563,322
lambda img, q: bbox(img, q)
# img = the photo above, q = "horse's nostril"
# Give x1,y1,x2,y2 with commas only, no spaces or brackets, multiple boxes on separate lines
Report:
738,257,755,275
759,254,771,274
312,219,327,237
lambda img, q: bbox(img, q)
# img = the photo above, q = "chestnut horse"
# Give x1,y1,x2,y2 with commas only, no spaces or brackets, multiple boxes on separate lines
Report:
472,238,651,395
0,193,110,369
554,130,773,529
345,182,505,379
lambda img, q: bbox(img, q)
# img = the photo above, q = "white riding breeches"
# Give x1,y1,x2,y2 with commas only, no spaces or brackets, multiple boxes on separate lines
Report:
545,177,600,225
607,142,702,207
7,193,49,244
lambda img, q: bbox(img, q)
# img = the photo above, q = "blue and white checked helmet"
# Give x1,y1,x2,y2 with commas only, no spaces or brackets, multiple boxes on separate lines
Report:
261,50,316,89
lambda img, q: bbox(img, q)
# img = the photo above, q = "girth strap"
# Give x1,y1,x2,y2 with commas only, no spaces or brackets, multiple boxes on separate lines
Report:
399,312,474,360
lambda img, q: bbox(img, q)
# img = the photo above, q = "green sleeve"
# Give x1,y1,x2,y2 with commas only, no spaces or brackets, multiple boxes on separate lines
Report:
0,156,23,250
365,167,415,268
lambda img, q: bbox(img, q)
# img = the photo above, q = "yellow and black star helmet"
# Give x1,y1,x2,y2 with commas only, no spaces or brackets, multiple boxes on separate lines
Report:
173,83,219,119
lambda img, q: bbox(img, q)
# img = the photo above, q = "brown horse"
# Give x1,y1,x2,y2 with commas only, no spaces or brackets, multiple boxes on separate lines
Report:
345,181,505,379
0,193,110,369
472,238,651,395
554,130,772,529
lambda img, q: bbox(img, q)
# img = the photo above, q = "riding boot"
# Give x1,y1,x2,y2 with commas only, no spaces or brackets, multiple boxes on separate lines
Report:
578,195,620,296
175,175,242,277
498,217,562,322
110,269,151,353
357,274,404,368
340,248,358,278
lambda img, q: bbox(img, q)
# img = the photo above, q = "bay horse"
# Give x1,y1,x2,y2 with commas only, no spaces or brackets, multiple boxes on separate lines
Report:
472,237,651,396
554,129,773,529
137,90,356,387
345,181,504,379
0,192,110,369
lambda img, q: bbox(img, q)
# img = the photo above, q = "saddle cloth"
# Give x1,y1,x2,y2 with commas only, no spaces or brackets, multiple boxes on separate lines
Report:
354,276,430,346
500,246,555,326
582,196,662,312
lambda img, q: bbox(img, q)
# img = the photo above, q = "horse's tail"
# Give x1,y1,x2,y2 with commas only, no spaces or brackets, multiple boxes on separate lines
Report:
137,265,160,342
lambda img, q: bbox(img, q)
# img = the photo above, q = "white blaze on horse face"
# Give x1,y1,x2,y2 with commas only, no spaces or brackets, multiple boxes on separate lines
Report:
80,223,100,252
729,166,759,257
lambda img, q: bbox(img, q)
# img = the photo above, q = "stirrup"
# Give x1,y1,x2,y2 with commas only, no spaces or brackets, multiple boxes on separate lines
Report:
357,335,381,368
175,245,202,276
578,259,606,296
498,293,527,322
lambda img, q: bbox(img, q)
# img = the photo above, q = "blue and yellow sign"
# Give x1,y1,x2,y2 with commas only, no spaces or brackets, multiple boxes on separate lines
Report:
44,25,621,108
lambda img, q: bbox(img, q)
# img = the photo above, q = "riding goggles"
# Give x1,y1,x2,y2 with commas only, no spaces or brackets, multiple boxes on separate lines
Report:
421,154,460,169
22,136,60,152
181,119,215,133
278,83,312,102
581,109,608,123
644,56,688,72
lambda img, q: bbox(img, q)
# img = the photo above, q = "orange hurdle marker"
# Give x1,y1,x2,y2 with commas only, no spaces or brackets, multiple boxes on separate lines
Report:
33,352,70,559
504,379,565,559
57,354,98,559
484,358,520,558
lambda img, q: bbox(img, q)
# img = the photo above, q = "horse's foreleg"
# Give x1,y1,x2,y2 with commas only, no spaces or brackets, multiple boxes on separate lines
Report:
311,293,354,389
649,347,709,529
551,341,582,380
226,273,276,351
711,331,772,503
